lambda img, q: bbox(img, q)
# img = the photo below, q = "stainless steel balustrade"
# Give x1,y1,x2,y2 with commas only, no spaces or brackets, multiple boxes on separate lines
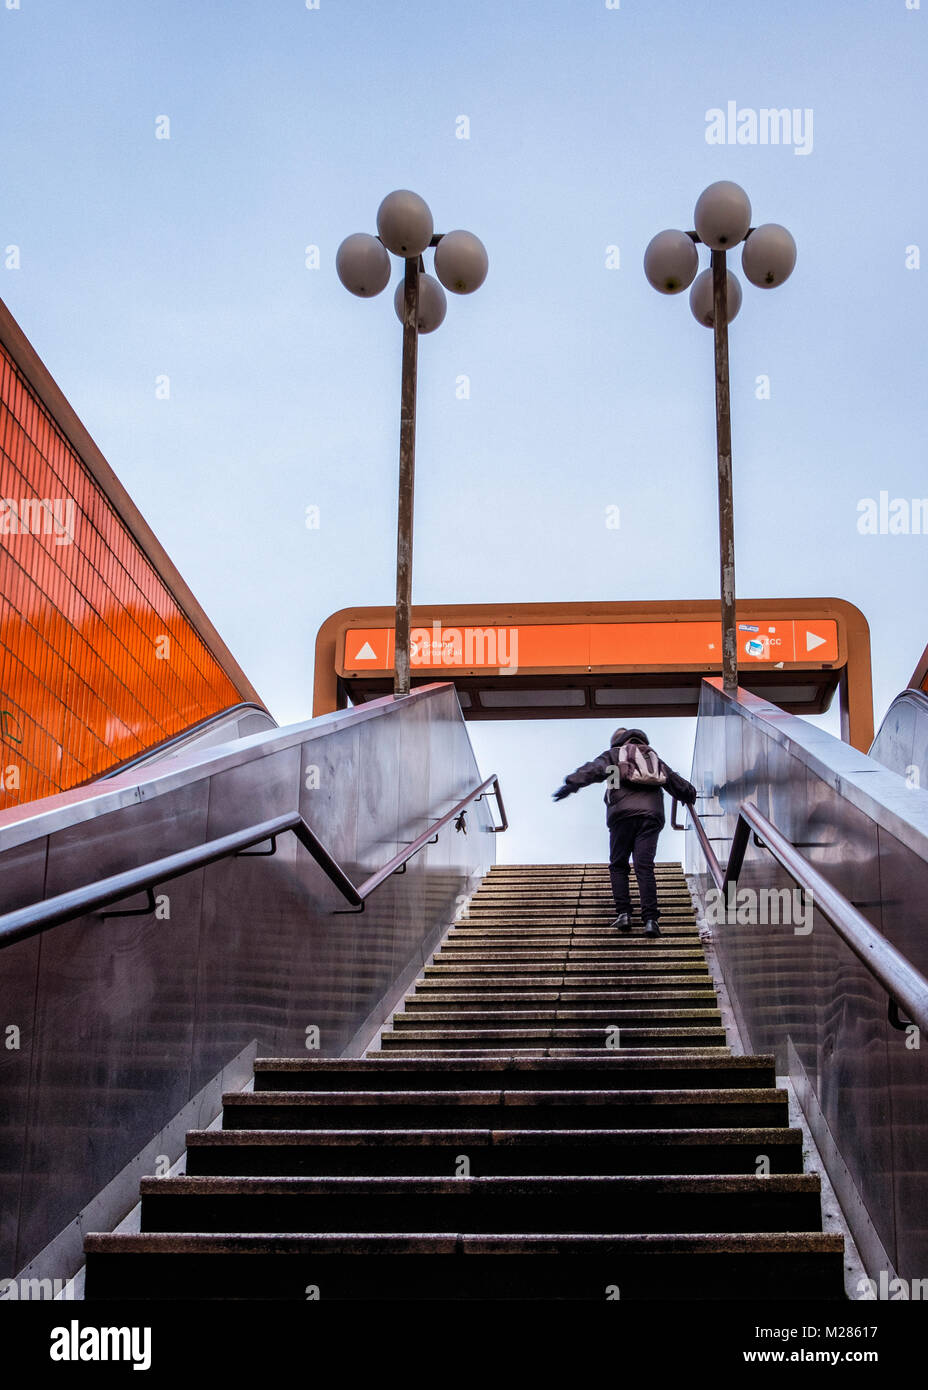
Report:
0,682,498,1284
686,677,928,1286
672,799,928,1037
0,773,506,949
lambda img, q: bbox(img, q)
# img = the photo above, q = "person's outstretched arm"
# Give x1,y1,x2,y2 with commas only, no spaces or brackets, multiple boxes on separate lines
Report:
660,762,697,805
552,750,614,802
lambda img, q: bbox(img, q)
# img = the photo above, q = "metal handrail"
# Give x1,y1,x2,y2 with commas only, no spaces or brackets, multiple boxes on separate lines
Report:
96,703,272,780
672,797,928,1036
342,773,507,906
0,774,507,951
672,797,727,890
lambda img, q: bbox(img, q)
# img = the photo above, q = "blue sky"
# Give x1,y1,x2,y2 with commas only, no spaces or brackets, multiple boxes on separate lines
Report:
1,0,925,863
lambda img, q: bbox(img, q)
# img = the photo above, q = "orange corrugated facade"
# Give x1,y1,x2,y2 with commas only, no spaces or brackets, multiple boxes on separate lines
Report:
0,339,245,805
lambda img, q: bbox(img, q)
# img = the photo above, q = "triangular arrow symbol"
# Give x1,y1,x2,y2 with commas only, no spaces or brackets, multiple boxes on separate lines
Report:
806,631,826,652
353,641,377,661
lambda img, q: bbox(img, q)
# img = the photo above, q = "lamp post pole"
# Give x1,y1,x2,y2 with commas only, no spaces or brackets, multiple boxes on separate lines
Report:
644,184,796,698
337,192,487,699
711,248,737,694
395,255,420,697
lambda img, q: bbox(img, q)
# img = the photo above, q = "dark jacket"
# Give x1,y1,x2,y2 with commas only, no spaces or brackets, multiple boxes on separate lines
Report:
560,727,696,825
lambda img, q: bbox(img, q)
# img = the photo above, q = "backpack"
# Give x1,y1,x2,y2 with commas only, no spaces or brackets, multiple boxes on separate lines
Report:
615,742,667,787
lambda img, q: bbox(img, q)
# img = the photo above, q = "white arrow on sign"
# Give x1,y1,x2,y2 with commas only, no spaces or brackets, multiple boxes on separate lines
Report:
353,641,377,661
806,631,827,652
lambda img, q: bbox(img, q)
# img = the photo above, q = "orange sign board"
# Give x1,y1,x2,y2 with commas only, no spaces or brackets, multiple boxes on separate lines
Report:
341,618,840,673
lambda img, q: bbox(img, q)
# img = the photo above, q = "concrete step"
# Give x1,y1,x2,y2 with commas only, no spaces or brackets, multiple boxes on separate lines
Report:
183,1125,806,1177
463,893,694,899
389,1008,722,1027
83,1231,846,1300
137,1173,824,1235
252,1055,777,1091
220,1087,789,1131
466,898,696,907
446,932,698,942
424,963,712,978
405,988,718,1006
379,1027,727,1051
373,1047,736,1062
455,912,698,920
435,946,703,958
438,942,701,951
412,974,714,992
457,924,698,932
463,914,698,922
449,941,700,949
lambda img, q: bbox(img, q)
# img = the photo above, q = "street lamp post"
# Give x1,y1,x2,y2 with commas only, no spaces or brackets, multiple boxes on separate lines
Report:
644,182,796,694
337,191,488,698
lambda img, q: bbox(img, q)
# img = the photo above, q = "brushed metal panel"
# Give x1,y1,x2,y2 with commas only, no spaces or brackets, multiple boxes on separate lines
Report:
18,880,202,1270
202,745,302,841
392,698,432,983
879,823,928,1276
0,934,39,1276
43,779,211,898
0,834,49,915
191,854,287,1080
353,714,401,1030
300,727,361,878
1,839,50,1273
811,911,894,1268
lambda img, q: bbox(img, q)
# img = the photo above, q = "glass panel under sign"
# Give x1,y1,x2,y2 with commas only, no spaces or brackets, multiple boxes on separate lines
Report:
742,685,826,704
594,688,695,705
478,689,587,708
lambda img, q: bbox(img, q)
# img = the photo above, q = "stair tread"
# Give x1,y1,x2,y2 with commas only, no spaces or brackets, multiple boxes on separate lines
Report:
255,1055,774,1071
141,1173,819,1194
187,1126,804,1145
85,1231,844,1254
226,1087,785,1105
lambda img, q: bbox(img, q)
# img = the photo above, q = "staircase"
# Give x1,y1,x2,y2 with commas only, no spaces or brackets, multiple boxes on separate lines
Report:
84,862,846,1300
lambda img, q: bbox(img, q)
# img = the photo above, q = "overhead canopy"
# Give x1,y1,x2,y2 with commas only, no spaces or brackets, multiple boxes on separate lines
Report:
314,599,873,750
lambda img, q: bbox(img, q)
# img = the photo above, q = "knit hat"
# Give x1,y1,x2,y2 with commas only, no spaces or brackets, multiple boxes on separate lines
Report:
610,727,649,747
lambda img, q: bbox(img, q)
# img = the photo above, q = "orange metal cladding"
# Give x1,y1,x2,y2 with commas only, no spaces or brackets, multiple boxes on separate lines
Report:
341,618,840,671
0,340,242,806
911,640,928,695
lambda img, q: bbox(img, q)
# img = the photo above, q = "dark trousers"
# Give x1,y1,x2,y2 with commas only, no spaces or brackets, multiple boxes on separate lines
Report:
608,813,663,920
